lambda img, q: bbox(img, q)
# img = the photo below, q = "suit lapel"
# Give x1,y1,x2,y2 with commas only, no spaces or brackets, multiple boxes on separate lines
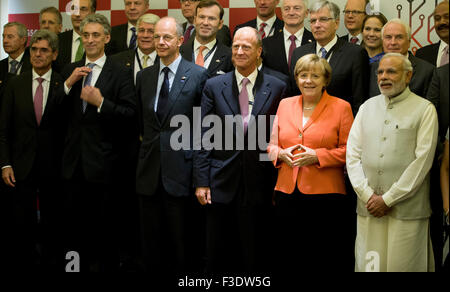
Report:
146,63,160,122
207,42,227,73
328,38,346,69
221,72,240,115
41,72,62,125
250,72,272,117
301,29,314,45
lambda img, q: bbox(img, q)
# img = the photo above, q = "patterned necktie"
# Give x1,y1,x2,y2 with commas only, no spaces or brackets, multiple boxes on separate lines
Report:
75,37,84,62
10,60,19,74
183,25,194,44
239,78,250,133
288,35,297,70
320,47,327,59
350,36,359,44
82,63,96,113
157,67,170,122
142,55,149,68
129,27,137,49
34,77,44,125
259,23,267,39
440,45,449,67
195,46,207,67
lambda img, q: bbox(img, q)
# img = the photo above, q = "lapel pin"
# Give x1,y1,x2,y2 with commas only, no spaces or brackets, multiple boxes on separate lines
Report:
216,59,221,63
126,62,131,67
308,39,312,42
0,80,2,84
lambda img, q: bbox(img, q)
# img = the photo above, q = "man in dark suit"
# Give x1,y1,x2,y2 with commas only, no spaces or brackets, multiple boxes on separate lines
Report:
290,0,369,113
194,27,286,272
339,0,368,45
415,1,449,67
262,0,313,76
180,0,233,78
55,0,96,72
61,14,136,271
369,19,435,98
234,0,284,39
0,22,32,93
110,0,149,54
428,64,449,141
0,30,65,271
135,17,208,274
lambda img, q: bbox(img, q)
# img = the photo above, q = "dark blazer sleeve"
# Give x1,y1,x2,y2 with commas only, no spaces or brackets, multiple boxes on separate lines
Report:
217,25,232,47
0,76,16,166
415,42,440,66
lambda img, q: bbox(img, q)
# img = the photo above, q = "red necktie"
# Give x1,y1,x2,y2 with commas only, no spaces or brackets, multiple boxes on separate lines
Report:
350,36,358,44
259,23,267,39
34,77,44,125
183,25,194,44
239,78,250,133
288,35,297,70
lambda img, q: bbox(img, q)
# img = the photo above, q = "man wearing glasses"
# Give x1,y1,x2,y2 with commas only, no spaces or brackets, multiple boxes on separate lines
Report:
340,0,368,45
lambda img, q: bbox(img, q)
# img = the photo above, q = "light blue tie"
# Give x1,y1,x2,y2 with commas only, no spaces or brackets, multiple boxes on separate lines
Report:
82,63,96,113
320,47,327,59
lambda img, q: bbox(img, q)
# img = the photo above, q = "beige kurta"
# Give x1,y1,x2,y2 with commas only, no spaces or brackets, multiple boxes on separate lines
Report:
347,88,438,272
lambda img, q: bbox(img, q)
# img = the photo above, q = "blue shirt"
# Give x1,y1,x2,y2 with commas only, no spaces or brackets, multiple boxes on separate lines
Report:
154,55,182,112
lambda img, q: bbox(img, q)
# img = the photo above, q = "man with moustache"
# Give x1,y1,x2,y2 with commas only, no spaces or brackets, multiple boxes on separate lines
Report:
262,0,314,76
340,0,368,45
347,53,438,272
180,0,232,47
369,19,435,98
180,0,233,78
110,0,149,53
234,0,284,39
39,7,63,34
1,30,65,271
416,0,449,67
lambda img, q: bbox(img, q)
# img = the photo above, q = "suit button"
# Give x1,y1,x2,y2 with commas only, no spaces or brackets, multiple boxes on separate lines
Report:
299,133,303,138
384,120,390,125
382,137,387,141
380,154,384,158
388,105,394,109
378,170,383,175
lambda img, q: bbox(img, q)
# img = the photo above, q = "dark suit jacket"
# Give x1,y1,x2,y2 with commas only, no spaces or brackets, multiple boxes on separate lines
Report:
135,58,208,197
183,22,232,47
234,17,284,37
0,48,32,91
110,48,159,82
55,30,75,73
60,57,136,184
427,63,449,141
0,70,65,181
369,52,436,98
290,38,370,113
109,23,130,55
180,38,234,78
262,28,314,76
415,41,441,66
260,64,292,96
193,71,286,205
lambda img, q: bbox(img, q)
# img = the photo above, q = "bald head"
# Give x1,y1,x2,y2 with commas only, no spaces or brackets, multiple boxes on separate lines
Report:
232,27,263,76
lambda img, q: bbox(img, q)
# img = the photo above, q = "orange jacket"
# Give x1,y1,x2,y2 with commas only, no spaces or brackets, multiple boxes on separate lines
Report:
268,91,354,195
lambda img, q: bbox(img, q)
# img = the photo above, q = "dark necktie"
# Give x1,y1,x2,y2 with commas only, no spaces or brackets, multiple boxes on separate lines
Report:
34,77,44,125
320,47,327,59
82,63,96,113
129,27,137,49
288,35,297,70
183,25,194,44
157,67,170,122
239,78,250,133
10,60,19,74
350,36,359,44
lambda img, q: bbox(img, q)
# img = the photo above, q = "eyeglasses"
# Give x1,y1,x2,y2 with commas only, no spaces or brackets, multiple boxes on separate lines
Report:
343,10,366,16
309,17,334,25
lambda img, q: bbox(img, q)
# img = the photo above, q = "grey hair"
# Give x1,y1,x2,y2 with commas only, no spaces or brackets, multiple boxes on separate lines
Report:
80,13,111,35
30,29,59,52
137,13,161,27
381,52,413,72
382,18,411,40
309,0,340,20
39,6,62,25
281,0,309,9
234,26,263,48
3,22,28,39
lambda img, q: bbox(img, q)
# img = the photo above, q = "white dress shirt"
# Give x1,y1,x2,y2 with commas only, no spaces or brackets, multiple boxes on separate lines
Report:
283,27,304,63
193,38,217,69
154,55,182,112
346,87,438,220
71,30,82,63
257,15,277,38
8,50,25,74
316,35,338,61
436,40,448,67
235,68,258,117
134,48,157,83
127,22,136,48
32,68,52,114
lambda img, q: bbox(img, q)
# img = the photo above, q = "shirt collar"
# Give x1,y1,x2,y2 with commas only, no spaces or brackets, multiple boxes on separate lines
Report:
85,53,107,69
128,22,136,32
159,54,182,75
283,27,304,42
32,68,52,82
235,68,258,87
9,50,25,63
439,40,448,53
72,30,81,43
257,15,277,29
137,48,157,62
383,86,412,106
317,35,338,55
194,38,217,52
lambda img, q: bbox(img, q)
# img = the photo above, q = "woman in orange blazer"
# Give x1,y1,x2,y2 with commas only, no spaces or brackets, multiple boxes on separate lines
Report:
268,54,354,271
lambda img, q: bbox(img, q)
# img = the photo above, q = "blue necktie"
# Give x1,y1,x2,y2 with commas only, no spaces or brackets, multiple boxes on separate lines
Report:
129,27,137,49
157,67,170,122
320,47,327,59
82,63,96,113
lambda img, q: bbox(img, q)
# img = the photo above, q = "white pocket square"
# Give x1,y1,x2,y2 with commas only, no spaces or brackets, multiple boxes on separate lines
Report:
216,70,226,75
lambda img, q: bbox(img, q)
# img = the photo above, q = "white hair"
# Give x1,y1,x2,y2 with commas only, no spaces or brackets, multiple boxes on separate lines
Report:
382,18,411,40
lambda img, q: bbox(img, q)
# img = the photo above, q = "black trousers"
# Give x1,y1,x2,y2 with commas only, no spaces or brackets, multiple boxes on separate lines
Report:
274,188,355,272
138,180,204,275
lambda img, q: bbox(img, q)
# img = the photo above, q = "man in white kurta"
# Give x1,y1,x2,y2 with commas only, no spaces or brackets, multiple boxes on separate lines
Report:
346,53,439,272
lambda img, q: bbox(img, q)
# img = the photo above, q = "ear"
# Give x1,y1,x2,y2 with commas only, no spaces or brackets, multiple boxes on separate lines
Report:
405,70,413,84
104,34,111,44
52,50,58,61
218,19,224,30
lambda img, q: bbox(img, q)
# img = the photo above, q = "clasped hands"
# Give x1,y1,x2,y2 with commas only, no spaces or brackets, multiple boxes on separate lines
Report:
65,66,103,108
278,144,318,168
366,194,391,218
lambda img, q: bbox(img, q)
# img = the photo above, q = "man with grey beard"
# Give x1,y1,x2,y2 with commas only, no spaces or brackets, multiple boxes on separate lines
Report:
346,53,438,272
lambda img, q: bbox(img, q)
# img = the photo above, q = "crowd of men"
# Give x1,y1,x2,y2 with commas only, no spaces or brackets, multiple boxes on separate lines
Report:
0,0,448,273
